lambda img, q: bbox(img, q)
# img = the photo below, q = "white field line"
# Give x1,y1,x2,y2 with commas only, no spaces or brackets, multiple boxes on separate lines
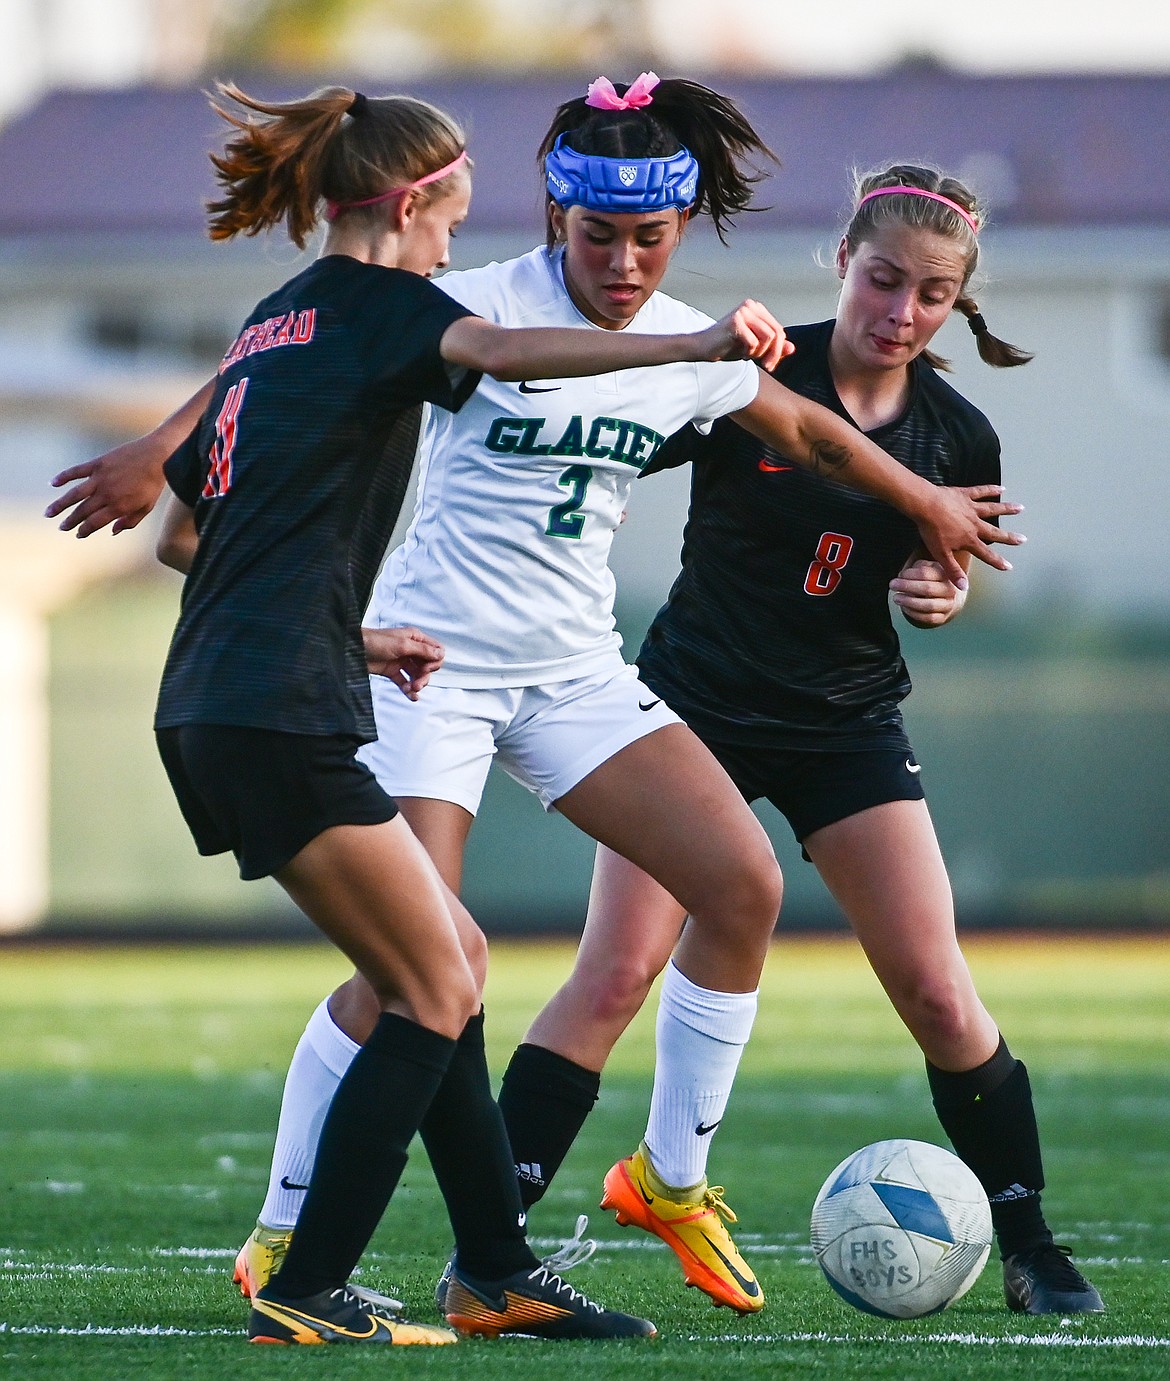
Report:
693,1331,1170,1349
0,1323,1167,1349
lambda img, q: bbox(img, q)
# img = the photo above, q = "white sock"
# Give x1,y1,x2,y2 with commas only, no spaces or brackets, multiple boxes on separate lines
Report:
257,998,360,1230
643,961,758,1191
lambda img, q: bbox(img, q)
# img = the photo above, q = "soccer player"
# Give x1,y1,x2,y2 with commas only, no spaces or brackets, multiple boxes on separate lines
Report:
513,165,1104,1316
126,77,801,1346
48,78,1022,1320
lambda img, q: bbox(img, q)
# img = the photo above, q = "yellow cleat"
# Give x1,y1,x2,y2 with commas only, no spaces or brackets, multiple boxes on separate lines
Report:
248,1283,456,1345
233,1222,404,1315
233,1224,293,1300
601,1145,764,1314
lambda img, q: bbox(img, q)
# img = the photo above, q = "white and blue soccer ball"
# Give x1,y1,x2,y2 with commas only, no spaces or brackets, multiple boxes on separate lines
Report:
810,1139,992,1319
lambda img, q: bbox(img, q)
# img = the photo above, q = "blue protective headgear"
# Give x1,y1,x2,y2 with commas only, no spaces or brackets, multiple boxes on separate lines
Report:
544,134,699,214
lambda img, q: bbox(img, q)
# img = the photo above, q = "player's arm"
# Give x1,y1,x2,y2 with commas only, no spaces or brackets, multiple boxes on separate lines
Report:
45,378,216,537
155,491,199,574
890,551,972,629
438,299,791,379
731,373,1024,589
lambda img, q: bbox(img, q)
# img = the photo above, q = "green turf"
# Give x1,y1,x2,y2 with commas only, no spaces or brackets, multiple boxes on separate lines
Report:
1,936,1167,1378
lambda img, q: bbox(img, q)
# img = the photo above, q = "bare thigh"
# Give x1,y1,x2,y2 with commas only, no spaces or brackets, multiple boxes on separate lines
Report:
276,815,478,1040
802,798,1000,1069
525,725,782,1069
326,797,480,1043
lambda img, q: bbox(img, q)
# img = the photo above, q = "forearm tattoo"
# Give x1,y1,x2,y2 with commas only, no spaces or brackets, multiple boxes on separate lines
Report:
808,440,851,474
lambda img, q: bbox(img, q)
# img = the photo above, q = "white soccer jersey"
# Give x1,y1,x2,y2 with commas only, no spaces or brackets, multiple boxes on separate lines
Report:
367,246,760,686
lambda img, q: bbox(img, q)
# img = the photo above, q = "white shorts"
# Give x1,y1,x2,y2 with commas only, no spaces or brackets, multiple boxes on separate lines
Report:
357,659,681,813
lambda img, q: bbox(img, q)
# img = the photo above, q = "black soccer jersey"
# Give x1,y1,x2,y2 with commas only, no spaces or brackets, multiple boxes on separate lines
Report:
155,255,478,741
636,319,1001,749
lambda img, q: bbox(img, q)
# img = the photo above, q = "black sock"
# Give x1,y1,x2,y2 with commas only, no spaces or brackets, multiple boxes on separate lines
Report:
273,1011,454,1299
926,1037,1053,1259
419,1011,539,1280
498,1043,600,1208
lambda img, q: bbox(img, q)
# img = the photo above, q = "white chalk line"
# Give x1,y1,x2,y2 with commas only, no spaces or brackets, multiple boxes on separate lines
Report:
1,1323,1167,1349
691,1330,1170,1349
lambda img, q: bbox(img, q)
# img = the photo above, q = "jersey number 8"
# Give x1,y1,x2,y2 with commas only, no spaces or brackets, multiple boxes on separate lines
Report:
804,530,854,596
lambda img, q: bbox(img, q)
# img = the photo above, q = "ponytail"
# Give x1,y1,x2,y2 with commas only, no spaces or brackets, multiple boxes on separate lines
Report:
205,81,467,250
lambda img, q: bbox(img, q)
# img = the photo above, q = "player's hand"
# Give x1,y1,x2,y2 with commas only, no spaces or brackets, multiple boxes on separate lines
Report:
45,437,169,537
913,485,1024,588
702,300,795,371
362,626,444,700
890,558,968,628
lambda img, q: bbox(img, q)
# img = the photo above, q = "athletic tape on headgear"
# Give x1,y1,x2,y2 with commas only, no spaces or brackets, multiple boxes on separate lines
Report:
545,133,699,214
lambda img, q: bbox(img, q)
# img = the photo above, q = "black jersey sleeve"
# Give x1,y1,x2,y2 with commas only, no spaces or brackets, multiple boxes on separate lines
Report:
355,269,482,416
640,420,718,478
162,426,204,507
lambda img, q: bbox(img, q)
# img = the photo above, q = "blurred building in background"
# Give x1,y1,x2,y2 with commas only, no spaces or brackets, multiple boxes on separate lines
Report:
1,4,1168,934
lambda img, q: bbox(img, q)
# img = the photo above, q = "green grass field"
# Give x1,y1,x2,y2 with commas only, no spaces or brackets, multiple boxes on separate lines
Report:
1,936,1167,1378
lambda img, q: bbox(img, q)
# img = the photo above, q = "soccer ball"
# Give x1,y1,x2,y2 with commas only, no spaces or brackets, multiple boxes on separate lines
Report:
810,1139,992,1319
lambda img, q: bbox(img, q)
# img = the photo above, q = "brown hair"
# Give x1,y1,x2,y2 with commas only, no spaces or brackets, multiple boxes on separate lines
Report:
844,163,1032,371
538,77,776,248
205,82,467,250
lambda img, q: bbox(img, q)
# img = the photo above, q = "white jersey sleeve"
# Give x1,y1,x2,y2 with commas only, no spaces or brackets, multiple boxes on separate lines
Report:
368,246,760,687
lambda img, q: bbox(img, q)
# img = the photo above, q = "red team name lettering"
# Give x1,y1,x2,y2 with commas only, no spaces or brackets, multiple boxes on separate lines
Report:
218,308,316,373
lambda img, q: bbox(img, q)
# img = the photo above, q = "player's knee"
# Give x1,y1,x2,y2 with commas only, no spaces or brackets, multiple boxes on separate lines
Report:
902,974,979,1053
694,846,783,940
575,954,661,1029
460,922,490,995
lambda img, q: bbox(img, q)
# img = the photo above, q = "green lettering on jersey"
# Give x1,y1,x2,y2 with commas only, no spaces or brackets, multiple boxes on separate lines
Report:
484,415,663,467
549,416,585,456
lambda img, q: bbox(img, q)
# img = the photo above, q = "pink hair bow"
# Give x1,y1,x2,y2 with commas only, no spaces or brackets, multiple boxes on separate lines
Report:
585,71,660,111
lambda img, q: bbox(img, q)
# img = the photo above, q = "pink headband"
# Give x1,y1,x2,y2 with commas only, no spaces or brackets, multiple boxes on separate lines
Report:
324,150,469,222
585,72,659,111
857,185,979,235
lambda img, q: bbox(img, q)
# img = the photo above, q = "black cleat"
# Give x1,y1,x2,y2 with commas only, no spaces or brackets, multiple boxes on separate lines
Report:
434,1214,597,1315
1003,1244,1105,1315
443,1262,656,1340
248,1283,456,1345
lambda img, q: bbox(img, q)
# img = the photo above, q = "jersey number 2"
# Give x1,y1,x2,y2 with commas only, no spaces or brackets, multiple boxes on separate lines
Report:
546,463,593,539
203,377,249,499
804,530,854,596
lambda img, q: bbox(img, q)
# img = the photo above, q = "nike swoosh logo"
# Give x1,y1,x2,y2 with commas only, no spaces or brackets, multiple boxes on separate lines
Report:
700,1234,760,1297
906,759,922,775
695,1120,721,1136
758,458,793,473
280,1176,310,1191
638,698,662,711
518,381,559,393
638,1181,656,1206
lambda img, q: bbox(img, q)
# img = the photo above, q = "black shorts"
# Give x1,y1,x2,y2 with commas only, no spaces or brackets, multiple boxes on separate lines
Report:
156,725,398,880
705,739,926,851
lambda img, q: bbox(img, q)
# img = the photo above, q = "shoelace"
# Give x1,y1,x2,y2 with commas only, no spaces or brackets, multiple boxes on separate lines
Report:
1017,1244,1087,1288
329,1286,369,1309
542,1214,598,1273
702,1186,739,1225
525,1264,603,1314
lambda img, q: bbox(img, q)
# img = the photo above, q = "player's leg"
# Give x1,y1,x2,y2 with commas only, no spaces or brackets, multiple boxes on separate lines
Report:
250,813,476,1344
500,845,687,1205
245,675,492,1271
547,724,779,1312
241,795,476,1306
804,795,1103,1313
263,815,655,1342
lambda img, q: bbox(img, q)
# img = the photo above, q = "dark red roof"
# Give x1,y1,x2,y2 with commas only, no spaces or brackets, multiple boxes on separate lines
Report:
2,71,1166,239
